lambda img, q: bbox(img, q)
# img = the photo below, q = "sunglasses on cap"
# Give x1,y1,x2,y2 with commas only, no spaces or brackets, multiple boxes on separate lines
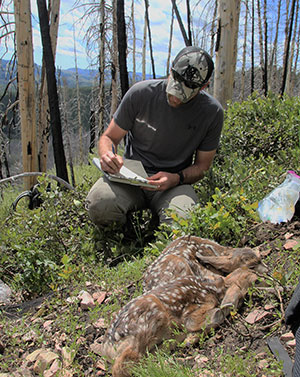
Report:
171,68,203,90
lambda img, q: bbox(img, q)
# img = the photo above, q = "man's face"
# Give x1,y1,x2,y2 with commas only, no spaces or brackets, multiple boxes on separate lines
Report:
167,93,183,108
166,90,199,108
166,74,201,108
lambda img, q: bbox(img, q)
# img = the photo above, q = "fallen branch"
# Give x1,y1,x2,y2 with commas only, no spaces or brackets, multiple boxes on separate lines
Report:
0,172,75,191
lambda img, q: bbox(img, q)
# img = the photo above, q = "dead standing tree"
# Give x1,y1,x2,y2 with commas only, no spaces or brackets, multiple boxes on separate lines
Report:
269,0,282,93
73,26,84,163
13,0,38,190
37,0,69,183
256,0,266,94
166,6,175,75
281,0,297,96
110,0,119,119
288,0,300,95
263,0,268,95
38,0,60,173
251,0,255,93
240,0,249,101
170,0,192,46
142,3,147,80
186,0,192,45
130,0,137,84
213,0,241,108
99,0,106,134
117,0,129,98
144,0,156,78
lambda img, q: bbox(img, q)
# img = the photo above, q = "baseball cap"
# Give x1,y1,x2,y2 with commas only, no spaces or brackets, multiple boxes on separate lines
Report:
166,46,214,103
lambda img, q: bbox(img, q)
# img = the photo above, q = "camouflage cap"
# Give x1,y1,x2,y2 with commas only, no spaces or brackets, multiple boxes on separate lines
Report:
166,46,214,103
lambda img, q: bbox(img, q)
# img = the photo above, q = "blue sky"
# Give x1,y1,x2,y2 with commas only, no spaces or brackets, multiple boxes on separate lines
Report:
2,1,292,77
1,0,206,77
45,0,199,77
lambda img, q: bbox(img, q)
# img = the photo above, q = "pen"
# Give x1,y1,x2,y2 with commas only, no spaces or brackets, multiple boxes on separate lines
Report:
112,144,116,155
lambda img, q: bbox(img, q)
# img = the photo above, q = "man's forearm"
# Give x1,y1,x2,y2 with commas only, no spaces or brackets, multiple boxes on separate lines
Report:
179,149,216,185
98,135,116,157
180,164,207,185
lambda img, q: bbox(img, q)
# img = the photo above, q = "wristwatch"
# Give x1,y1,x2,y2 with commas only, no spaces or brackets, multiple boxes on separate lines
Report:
177,171,184,185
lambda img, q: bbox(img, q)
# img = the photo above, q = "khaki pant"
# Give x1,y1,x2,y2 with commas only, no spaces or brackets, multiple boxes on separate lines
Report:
85,177,198,228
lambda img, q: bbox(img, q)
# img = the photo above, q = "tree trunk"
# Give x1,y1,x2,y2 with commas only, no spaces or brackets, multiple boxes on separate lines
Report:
290,1,300,95
269,0,281,93
213,0,241,108
73,26,83,163
89,109,96,153
240,0,248,101
131,0,136,84
37,65,49,173
37,0,69,183
210,0,218,58
110,0,119,118
166,6,175,76
282,0,291,71
251,0,255,93
263,0,268,95
13,0,38,189
117,0,129,98
280,0,296,96
170,0,191,46
186,0,192,45
38,0,60,173
286,0,299,95
0,118,10,179
256,0,265,94
60,76,75,187
142,4,147,80
144,0,156,78
99,0,106,133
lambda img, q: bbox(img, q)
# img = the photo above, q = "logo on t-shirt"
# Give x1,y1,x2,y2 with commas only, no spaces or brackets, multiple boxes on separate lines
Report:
136,118,157,132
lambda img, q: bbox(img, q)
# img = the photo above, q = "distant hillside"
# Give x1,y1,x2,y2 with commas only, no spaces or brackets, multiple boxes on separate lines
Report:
0,59,159,89
0,60,99,89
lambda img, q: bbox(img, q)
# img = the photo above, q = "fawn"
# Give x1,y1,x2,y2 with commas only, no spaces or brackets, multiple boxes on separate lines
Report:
100,236,266,377
143,235,266,291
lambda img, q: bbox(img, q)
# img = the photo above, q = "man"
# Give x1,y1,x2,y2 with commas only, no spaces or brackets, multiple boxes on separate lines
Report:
86,46,223,228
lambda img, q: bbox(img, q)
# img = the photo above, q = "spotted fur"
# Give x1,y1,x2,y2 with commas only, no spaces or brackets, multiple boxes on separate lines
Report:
143,235,264,291
100,236,266,377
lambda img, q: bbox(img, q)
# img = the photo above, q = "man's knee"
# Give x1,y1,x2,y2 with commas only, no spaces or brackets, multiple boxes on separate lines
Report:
86,180,127,226
151,185,198,224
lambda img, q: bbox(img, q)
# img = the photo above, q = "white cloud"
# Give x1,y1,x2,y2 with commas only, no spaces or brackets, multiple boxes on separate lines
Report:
2,0,212,75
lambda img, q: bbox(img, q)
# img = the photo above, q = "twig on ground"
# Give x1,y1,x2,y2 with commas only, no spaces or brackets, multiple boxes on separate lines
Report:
0,172,75,191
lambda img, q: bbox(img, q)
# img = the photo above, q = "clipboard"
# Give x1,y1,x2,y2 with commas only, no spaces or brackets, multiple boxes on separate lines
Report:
92,158,157,189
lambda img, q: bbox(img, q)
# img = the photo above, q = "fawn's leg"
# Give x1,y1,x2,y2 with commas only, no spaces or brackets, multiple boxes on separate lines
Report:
182,302,224,346
183,300,223,333
221,267,258,316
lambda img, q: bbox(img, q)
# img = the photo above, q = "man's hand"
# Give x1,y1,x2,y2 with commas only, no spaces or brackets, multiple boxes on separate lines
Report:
146,172,180,191
100,151,123,174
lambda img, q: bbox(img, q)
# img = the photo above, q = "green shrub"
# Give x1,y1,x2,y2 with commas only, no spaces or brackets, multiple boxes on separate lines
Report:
162,187,259,247
0,181,96,296
191,93,300,246
220,92,300,160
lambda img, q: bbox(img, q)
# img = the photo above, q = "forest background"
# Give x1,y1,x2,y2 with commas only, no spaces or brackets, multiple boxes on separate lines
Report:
0,0,300,186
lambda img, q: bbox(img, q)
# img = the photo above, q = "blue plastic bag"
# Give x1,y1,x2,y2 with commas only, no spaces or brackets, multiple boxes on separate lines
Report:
257,170,300,224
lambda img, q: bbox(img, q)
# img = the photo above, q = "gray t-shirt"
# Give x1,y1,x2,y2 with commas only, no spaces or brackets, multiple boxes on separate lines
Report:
114,79,223,175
